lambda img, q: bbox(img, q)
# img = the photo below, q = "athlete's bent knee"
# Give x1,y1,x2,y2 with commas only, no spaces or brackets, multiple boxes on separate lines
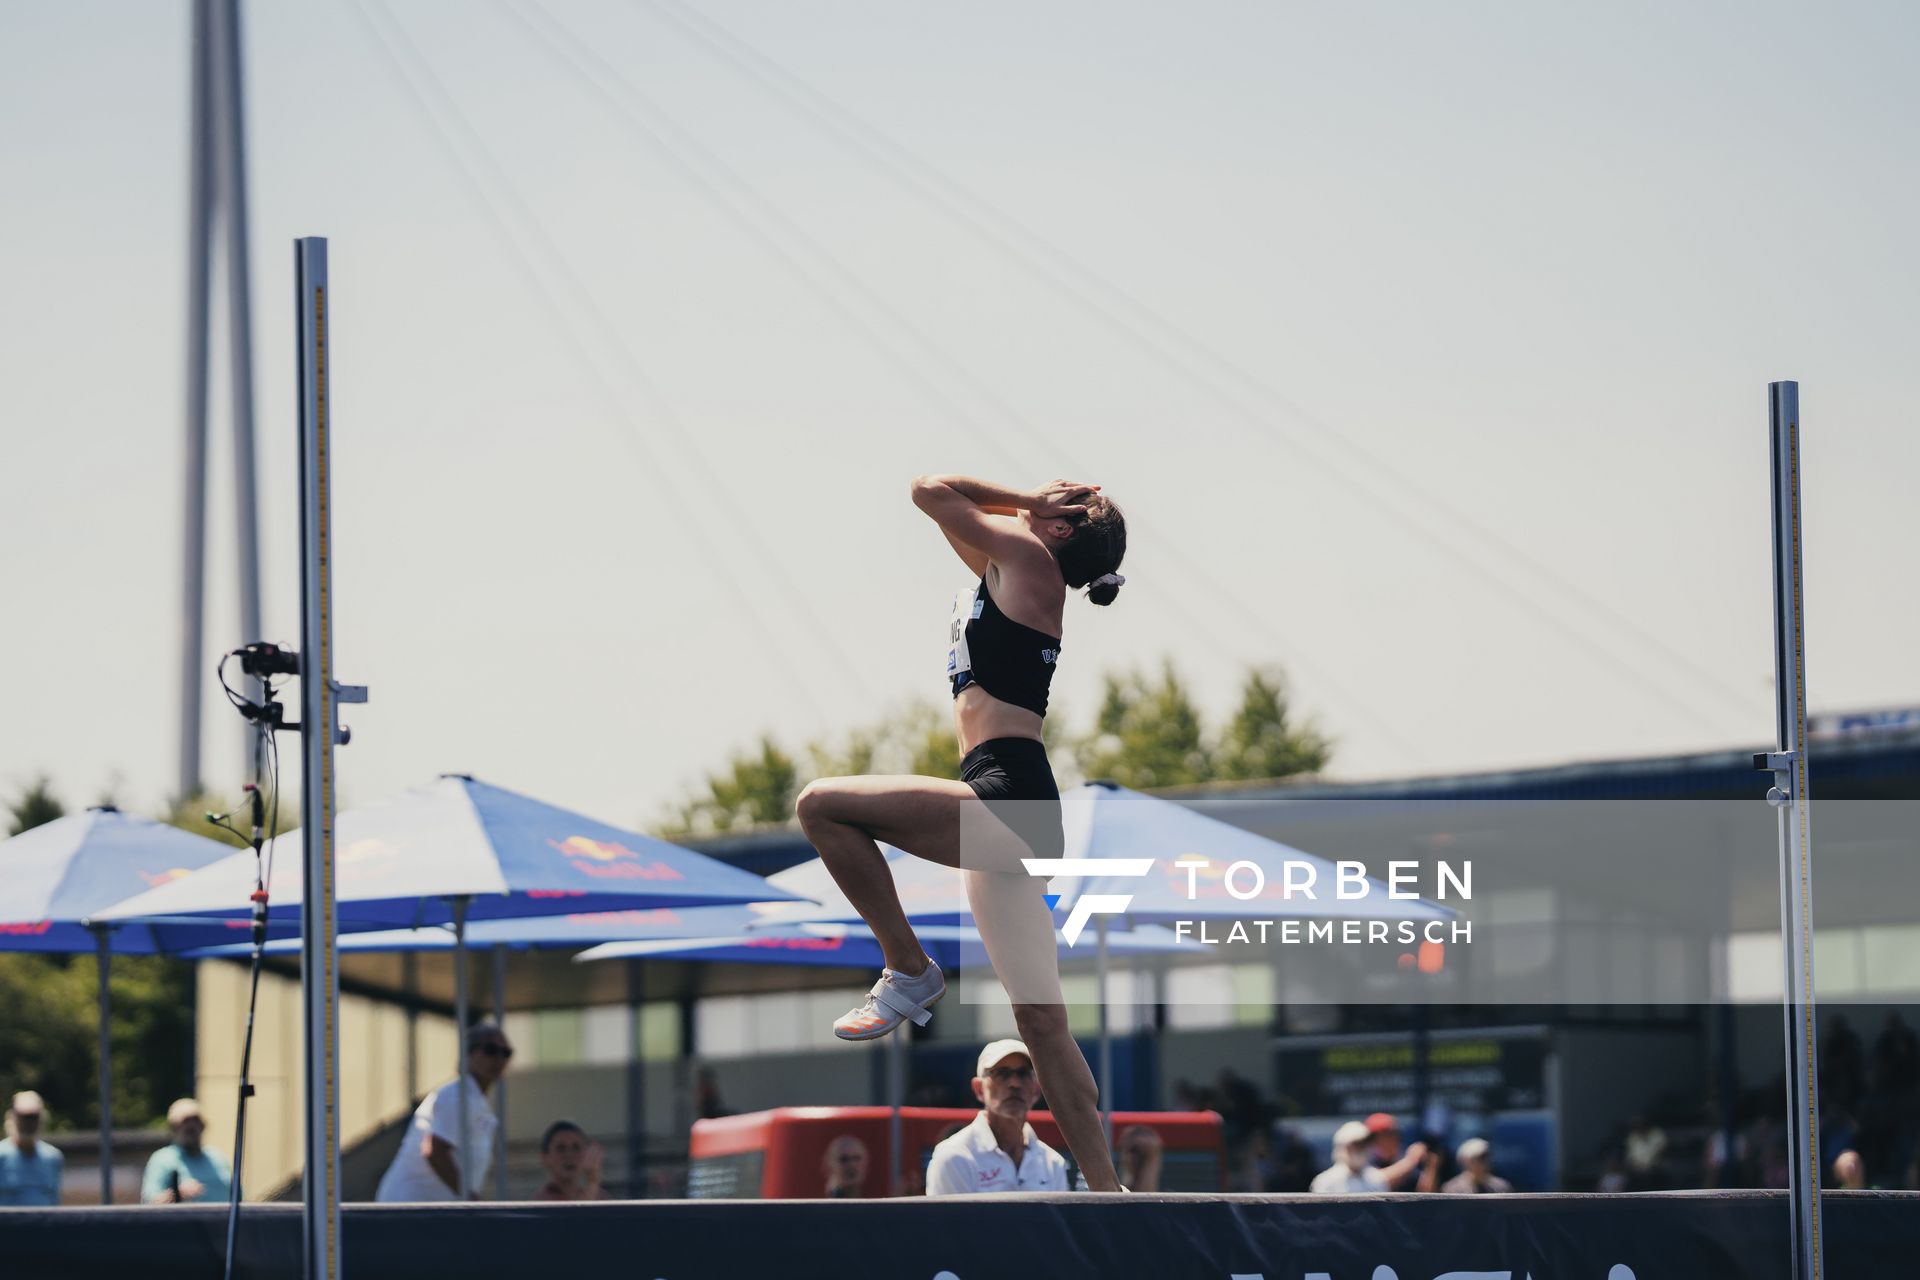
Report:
795,778,839,828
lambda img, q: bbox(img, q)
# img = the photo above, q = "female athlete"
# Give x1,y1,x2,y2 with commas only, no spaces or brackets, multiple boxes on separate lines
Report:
794,474,1128,1192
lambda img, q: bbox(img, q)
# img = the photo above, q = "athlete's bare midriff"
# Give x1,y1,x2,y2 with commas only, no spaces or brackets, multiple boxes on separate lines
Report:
952,684,1045,756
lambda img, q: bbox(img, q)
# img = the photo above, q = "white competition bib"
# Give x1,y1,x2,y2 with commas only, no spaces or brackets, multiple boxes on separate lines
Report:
945,581,985,686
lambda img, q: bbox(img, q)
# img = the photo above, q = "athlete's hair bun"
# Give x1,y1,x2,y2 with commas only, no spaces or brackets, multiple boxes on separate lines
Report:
1060,495,1126,605
1086,572,1125,606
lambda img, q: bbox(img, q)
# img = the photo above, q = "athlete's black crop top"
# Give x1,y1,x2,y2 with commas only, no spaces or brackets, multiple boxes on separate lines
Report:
945,575,1061,717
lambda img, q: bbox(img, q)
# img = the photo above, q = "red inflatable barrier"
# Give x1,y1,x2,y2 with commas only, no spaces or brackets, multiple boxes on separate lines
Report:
688,1106,1224,1197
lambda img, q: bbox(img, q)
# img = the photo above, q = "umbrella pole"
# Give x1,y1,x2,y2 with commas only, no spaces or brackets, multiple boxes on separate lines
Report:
492,943,507,1199
94,926,113,1204
887,1032,904,1195
453,897,470,1199
1097,917,1112,1149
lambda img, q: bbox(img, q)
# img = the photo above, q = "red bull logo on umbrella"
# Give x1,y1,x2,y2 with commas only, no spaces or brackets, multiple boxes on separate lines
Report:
744,935,847,953
548,836,686,882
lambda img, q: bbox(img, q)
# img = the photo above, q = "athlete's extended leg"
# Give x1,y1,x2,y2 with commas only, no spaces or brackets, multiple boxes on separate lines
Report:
965,867,1123,1191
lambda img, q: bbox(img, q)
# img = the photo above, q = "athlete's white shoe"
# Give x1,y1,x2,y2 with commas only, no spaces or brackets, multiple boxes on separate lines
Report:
833,960,944,1040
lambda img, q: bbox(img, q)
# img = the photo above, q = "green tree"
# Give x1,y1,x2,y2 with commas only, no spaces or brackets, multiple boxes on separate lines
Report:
809,701,961,782
1073,660,1213,789
662,737,801,836
1212,668,1333,782
7,776,64,836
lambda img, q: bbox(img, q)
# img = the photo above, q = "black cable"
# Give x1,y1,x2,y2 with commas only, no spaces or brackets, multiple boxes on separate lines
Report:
512,0,1433,763
223,724,276,1280
635,0,1759,731
344,0,862,726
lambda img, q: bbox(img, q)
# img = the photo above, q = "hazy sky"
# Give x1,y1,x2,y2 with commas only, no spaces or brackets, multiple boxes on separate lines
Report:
4,0,1916,831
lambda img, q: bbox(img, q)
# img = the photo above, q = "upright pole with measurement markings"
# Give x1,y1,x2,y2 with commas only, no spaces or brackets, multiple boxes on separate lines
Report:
296,237,343,1280
1762,380,1823,1280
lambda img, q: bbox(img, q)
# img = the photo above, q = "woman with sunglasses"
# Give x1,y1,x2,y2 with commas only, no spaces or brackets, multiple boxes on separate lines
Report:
796,475,1128,1192
375,1023,514,1202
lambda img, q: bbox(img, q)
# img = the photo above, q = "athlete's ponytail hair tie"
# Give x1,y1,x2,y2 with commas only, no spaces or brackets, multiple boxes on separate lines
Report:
1090,573,1125,589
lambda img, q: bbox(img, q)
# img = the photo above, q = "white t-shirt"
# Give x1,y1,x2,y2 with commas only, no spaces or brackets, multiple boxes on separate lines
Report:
1310,1162,1389,1194
926,1112,1070,1195
375,1075,497,1202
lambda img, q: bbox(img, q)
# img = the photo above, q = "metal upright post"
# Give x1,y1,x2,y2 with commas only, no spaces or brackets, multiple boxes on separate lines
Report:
625,959,647,1197
492,944,508,1198
177,0,216,802
296,236,344,1280
453,897,471,1200
93,927,113,1204
1097,917,1112,1146
211,0,265,780
887,1032,904,1195
1760,380,1824,1280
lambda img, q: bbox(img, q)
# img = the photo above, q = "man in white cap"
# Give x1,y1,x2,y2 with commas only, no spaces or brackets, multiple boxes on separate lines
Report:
1440,1137,1512,1194
142,1098,233,1204
1310,1120,1390,1193
925,1039,1071,1195
0,1091,64,1206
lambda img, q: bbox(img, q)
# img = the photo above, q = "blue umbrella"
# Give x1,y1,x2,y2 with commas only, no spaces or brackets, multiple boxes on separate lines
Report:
742,844,970,930
95,775,804,1197
94,775,801,930
0,805,270,952
0,806,257,1202
183,905,771,958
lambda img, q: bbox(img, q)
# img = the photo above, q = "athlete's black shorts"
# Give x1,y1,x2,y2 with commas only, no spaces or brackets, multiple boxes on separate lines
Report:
960,737,1063,861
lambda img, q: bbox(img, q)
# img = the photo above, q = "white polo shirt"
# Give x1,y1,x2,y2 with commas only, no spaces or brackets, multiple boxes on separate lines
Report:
1309,1162,1389,1193
926,1111,1070,1195
375,1074,496,1202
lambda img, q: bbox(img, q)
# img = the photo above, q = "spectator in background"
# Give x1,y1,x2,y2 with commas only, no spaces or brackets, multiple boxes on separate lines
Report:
142,1098,232,1204
0,1091,63,1207
1623,1115,1668,1190
1363,1113,1430,1191
1440,1138,1513,1194
1311,1121,1388,1193
1117,1125,1163,1193
1266,1125,1316,1193
1832,1149,1869,1190
1703,1100,1748,1189
694,1068,730,1121
1215,1069,1262,1148
822,1134,869,1198
1874,1013,1919,1096
1824,1016,1866,1112
375,1023,512,1202
1749,1114,1790,1189
533,1120,607,1201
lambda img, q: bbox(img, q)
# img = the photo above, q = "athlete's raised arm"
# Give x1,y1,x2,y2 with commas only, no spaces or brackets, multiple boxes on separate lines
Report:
910,475,1098,570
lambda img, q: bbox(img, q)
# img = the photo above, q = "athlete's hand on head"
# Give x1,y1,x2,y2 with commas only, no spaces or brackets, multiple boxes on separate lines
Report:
1028,479,1100,518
